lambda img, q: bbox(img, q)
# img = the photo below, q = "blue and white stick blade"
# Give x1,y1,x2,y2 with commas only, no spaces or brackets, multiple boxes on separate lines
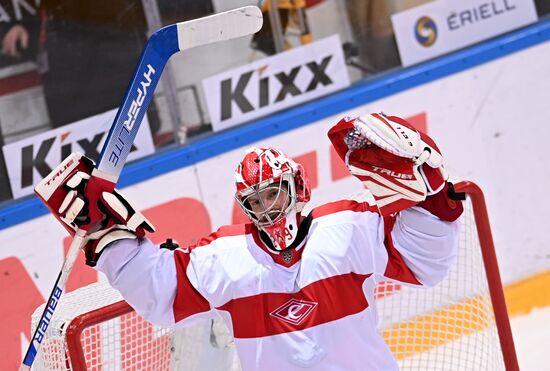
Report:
176,6,263,51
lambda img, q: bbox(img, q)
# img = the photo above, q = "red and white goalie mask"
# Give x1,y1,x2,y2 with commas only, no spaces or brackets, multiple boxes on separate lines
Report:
235,147,311,250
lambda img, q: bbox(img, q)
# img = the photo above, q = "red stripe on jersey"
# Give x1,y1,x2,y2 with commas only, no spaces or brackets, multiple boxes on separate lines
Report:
311,199,377,219
382,216,421,285
173,224,257,321
217,272,371,338
173,249,211,321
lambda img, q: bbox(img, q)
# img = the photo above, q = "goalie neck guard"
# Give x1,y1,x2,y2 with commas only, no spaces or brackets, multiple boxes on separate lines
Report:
234,147,311,251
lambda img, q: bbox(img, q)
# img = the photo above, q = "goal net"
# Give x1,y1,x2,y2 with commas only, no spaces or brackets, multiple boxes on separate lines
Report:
29,181,517,370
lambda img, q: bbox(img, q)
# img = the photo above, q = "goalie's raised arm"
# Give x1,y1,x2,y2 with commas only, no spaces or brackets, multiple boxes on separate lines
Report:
35,152,155,266
328,113,462,220
326,113,464,288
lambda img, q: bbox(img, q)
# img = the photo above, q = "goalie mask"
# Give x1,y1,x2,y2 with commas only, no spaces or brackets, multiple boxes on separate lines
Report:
235,147,311,251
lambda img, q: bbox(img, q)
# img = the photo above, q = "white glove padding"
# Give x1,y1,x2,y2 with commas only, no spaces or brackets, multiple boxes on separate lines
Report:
81,189,155,266
328,113,448,216
35,152,155,266
352,113,444,170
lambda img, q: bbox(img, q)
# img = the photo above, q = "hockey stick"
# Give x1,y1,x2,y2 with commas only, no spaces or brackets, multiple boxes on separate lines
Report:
20,6,262,369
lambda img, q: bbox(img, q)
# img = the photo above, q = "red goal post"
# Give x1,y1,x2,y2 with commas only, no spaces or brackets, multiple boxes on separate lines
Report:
455,181,518,370
30,181,519,370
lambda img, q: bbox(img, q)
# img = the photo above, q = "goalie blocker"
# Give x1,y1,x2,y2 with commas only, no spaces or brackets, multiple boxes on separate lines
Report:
35,153,155,266
328,113,463,221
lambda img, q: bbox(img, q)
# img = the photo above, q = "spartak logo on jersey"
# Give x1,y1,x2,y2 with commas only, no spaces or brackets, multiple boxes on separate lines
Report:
270,299,318,325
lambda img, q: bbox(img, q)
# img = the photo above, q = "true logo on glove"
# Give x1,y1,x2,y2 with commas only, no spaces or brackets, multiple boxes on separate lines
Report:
44,158,75,187
372,166,413,180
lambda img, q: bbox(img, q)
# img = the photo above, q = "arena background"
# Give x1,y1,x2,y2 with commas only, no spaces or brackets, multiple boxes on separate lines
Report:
1,3,549,369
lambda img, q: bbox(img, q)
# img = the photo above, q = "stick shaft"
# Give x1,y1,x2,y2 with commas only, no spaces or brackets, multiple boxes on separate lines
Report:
21,230,86,367
96,5,262,182
95,25,179,182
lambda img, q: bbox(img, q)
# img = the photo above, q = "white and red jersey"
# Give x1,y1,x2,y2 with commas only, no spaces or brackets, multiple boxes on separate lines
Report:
97,199,459,371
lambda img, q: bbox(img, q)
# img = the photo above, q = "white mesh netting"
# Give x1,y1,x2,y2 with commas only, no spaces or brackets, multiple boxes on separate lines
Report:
377,195,505,370
30,281,240,370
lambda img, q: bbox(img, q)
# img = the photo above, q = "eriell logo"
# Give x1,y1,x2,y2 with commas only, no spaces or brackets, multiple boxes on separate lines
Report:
447,0,517,31
270,299,318,325
414,16,437,47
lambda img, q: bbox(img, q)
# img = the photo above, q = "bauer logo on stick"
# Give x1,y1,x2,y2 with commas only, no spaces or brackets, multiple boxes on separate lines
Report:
26,286,62,364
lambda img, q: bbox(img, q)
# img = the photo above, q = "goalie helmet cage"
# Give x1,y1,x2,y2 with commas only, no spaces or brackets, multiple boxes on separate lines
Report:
29,181,519,371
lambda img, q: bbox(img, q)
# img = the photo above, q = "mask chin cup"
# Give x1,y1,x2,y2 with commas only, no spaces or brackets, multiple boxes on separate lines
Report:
260,208,300,251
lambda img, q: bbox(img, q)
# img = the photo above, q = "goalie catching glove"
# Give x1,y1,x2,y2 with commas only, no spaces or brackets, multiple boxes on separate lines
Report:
328,113,463,220
35,152,155,266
